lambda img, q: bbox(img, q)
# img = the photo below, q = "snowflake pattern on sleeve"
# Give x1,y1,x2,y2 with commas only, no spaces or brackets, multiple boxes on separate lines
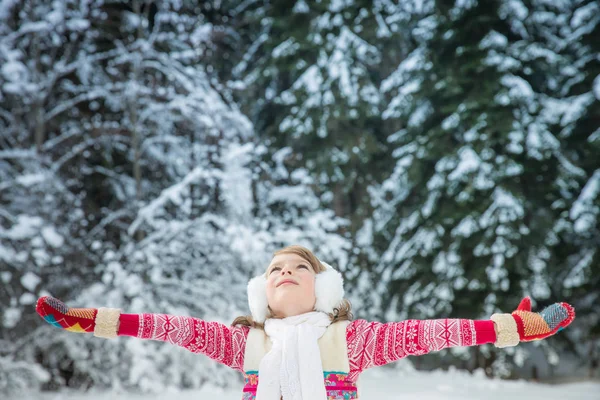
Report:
346,319,477,375
137,314,249,372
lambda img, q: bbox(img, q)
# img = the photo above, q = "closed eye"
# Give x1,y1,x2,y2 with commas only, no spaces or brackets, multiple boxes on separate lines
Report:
268,265,309,274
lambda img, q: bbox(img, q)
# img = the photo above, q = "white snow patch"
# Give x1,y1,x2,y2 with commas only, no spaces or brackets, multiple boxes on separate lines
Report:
449,147,480,180
0,0,20,20
10,366,600,400
593,74,600,100
16,173,46,187
452,216,478,238
1,271,11,283
570,169,600,233
272,38,300,58
41,226,65,248
19,292,37,305
560,93,595,127
190,24,212,46
563,250,594,288
442,113,460,131
66,18,90,32
3,307,21,329
1,59,28,82
293,0,309,13
21,271,41,291
479,187,524,228
3,215,42,240
501,74,534,100
479,30,508,49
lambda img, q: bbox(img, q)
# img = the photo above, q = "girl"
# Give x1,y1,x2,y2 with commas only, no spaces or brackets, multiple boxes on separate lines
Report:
36,245,575,400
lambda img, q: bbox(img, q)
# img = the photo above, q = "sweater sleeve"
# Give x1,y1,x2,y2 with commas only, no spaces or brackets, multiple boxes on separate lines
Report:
346,318,497,372
118,313,249,373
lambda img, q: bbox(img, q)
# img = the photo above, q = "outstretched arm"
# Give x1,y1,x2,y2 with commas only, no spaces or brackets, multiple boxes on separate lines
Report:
36,296,249,372
346,317,493,372
346,297,575,373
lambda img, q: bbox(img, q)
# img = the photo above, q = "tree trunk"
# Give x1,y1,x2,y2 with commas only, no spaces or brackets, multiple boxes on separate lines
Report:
33,34,45,152
130,0,144,242
34,101,44,152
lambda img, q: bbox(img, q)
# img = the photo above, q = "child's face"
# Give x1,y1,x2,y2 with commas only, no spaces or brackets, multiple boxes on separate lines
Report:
265,252,317,318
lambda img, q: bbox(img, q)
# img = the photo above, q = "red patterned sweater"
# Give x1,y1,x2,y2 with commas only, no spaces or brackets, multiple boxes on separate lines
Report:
118,314,496,399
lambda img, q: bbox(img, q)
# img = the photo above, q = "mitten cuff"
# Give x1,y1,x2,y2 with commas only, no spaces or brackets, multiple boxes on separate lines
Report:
491,313,520,348
474,320,497,345
94,307,121,339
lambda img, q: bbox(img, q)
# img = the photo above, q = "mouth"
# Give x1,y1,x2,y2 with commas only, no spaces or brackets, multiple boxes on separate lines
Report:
277,280,298,287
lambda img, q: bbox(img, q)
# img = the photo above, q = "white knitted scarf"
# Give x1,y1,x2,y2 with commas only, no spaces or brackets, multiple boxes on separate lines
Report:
256,312,332,400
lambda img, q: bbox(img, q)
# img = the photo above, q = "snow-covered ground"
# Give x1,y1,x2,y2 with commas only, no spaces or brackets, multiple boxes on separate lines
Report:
11,367,599,400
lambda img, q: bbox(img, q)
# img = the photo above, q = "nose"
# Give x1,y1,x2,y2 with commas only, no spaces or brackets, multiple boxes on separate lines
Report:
280,265,293,275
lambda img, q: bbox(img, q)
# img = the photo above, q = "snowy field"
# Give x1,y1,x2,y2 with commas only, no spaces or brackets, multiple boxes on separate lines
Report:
11,367,599,400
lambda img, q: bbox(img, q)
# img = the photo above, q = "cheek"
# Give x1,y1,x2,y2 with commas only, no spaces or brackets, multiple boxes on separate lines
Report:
265,275,277,297
302,274,316,296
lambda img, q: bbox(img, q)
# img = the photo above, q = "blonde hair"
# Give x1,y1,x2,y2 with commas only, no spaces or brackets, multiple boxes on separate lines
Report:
232,245,353,329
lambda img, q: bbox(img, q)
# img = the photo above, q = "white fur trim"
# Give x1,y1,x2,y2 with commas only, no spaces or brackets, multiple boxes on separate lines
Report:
93,307,121,339
247,259,345,323
314,262,345,313
243,327,273,371
491,313,520,348
243,320,350,372
248,275,269,323
318,320,350,372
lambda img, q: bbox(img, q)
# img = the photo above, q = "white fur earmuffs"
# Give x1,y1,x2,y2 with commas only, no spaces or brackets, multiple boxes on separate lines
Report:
247,261,344,323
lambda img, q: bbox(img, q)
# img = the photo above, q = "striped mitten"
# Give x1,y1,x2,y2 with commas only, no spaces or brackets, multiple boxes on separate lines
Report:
491,296,575,348
36,296,121,338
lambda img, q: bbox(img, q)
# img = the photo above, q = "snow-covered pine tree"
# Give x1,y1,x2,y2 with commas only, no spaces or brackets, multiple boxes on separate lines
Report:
20,0,260,392
232,0,395,230
539,0,600,376
1,0,249,392
1,0,350,393
1,0,108,392
365,0,597,376
229,0,427,315
251,144,352,263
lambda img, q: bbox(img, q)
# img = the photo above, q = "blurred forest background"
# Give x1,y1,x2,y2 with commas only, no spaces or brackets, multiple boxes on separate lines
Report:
0,0,599,395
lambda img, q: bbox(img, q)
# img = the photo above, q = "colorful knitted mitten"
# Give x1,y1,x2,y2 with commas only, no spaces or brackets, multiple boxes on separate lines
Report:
491,296,575,348
36,296,121,338
36,296,97,333
512,297,575,341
